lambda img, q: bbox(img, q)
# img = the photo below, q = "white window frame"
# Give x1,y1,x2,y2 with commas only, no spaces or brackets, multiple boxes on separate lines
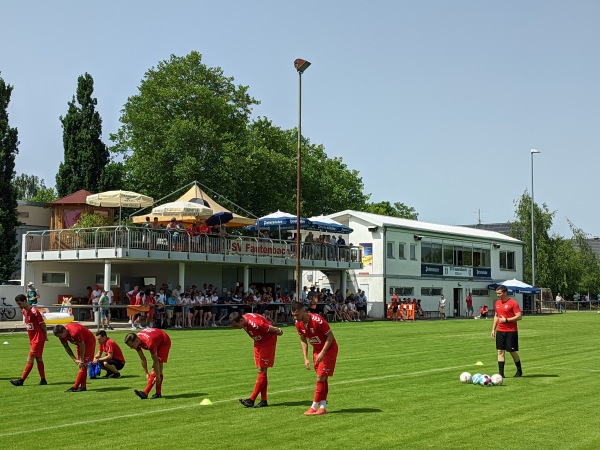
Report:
410,243,417,260
398,242,406,260
41,271,69,287
387,241,395,259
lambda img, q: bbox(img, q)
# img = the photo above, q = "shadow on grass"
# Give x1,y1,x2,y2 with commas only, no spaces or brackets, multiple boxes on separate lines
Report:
329,408,383,414
92,386,131,392
519,374,559,378
269,400,310,407
164,392,206,399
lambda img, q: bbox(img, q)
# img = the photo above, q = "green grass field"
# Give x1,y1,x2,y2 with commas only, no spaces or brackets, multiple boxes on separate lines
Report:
1,313,598,449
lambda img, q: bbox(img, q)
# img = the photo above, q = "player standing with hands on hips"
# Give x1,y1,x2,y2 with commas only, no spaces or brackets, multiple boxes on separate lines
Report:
491,285,523,378
291,301,338,416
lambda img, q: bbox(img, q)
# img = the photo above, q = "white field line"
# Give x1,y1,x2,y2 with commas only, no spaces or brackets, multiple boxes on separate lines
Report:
0,364,466,438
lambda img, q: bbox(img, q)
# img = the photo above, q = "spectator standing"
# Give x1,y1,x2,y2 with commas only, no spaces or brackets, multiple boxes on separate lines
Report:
555,293,564,313
291,302,338,416
53,323,96,392
491,285,523,378
93,330,126,378
438,295,447,320
125,328,172,399
10,294,48,386
26,282,40,306
466,292,474,318
231,312,283,408
99,290,113,330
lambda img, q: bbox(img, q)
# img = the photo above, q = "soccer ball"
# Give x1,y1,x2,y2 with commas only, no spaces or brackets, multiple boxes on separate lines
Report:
460,372,472,383
472,373,482,385
479,374,492,386
491,374,503,386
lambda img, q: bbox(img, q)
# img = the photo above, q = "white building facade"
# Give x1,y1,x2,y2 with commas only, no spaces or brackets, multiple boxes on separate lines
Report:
313,210,525,318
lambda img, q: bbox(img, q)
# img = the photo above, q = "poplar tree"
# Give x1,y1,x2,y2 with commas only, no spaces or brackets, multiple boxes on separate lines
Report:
0,73,20,279
56,73,109,196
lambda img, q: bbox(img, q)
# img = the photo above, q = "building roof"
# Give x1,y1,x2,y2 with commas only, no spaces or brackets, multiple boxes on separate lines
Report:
462,222,515,237
329,210,522,244
49,189,93,205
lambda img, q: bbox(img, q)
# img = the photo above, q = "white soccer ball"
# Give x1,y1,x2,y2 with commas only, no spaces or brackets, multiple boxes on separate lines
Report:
460,372,472,383
472,373,482,385
479,374,492,386
491,374,503,386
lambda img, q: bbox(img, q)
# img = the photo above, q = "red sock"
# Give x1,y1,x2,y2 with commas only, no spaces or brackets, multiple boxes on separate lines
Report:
250,372,267,401
144,373,156,395
74,368,86,388
314,380,325,403
322,379,328,401
259,372,268,401
156,374,164,395
37,361,46,380
21,362,34,381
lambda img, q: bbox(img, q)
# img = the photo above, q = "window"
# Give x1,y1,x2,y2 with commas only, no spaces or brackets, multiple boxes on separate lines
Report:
421,242,442,264
443,245,454,265
500,251,516,270
390,286,414,296
387,242,395,259
421,287,443,296
95,273,120,287
410,243,417,260
471,289,490,296
398,243,406,259
473,245,491,268
42,272,69,286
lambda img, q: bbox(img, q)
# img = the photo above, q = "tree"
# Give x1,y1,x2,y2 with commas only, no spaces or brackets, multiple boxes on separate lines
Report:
13,173,48,200
111,51,257,201
510,190,555,289
0,73,20,279
362,201,419,220
56,73,109,197
30,187,58,203
111,52,368,218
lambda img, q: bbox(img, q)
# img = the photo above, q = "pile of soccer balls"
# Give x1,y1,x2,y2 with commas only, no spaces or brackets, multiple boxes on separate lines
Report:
460,372,503,386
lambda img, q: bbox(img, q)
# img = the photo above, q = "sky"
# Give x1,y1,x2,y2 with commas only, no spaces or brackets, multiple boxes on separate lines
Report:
2,0,599,237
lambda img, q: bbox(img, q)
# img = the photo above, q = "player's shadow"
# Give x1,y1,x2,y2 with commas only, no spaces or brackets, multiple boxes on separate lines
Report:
92,386,130,392
519,374,559,378
329,408,383,414
165,392,206,399
269,400,310,407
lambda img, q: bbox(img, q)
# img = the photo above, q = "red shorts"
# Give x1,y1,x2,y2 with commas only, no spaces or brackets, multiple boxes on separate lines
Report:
28,340,45,358
254,344,276,368
77,343,96,363
156,334,172,363
313,346,338,377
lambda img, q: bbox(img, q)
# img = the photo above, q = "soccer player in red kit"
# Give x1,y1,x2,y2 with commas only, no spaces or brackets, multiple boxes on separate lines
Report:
291,301,339,416
53,323,96,392
230,312,283,408
10,294,48,386
491,285,523,378
125,328,171,399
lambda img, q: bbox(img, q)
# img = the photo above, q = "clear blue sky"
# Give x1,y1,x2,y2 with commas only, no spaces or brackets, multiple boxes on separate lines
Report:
2,0,598,236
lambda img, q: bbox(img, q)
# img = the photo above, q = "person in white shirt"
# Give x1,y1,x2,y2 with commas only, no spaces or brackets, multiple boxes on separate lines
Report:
439,295,447,320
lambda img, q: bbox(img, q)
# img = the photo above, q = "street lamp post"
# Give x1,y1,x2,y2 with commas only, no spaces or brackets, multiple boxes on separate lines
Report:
294,58,311,300
530,148,541,287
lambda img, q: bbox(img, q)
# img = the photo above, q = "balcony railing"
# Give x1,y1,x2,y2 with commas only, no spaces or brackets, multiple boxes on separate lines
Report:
25,226,362,265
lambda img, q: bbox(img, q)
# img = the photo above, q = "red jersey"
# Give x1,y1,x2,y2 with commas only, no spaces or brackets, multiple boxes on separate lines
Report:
242,313,277,347
23,306,45,344
466,295,473,307
61,323,96,350
137,328,170,354
495,298,520,332
295,313,338,353
99,338,126,363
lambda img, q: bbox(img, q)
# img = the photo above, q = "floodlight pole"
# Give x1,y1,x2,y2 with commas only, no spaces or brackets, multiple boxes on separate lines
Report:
294,58,311,300
530,149,541,287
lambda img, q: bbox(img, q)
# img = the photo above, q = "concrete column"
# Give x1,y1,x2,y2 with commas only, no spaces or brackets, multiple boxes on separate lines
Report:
179,263,186,291
243,266,250,293
341,270,348,297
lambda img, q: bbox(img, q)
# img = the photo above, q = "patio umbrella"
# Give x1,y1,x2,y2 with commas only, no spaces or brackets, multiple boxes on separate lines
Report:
487,279,540,293
86,190,154,224
205,211,234,227
151,201,213,218
252,210,312,239
306,215,353,234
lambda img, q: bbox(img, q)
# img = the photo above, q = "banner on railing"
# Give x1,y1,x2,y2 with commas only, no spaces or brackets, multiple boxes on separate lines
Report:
230,241,293,256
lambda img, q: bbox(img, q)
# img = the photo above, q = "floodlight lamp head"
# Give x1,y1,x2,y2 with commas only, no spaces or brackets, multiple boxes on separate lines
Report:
294,59,311,73
531,148,541,154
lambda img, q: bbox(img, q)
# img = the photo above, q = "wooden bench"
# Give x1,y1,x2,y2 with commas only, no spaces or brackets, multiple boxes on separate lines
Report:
424,310,439,319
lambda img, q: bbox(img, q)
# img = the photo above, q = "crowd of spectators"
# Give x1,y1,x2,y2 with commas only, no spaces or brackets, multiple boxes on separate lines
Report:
117,282,368,329
386,297,425,321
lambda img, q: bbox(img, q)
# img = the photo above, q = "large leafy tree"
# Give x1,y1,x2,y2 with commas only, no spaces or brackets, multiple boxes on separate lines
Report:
56,73,109,197
13,173,50,200
111,51,257,201
0,73,20,279
362,201,418,220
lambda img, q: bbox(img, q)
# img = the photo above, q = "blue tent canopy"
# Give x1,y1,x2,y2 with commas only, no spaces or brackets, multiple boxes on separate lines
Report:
487,279,541,293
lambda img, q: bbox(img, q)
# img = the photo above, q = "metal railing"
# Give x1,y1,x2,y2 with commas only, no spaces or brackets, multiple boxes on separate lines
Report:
25,226,362,264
